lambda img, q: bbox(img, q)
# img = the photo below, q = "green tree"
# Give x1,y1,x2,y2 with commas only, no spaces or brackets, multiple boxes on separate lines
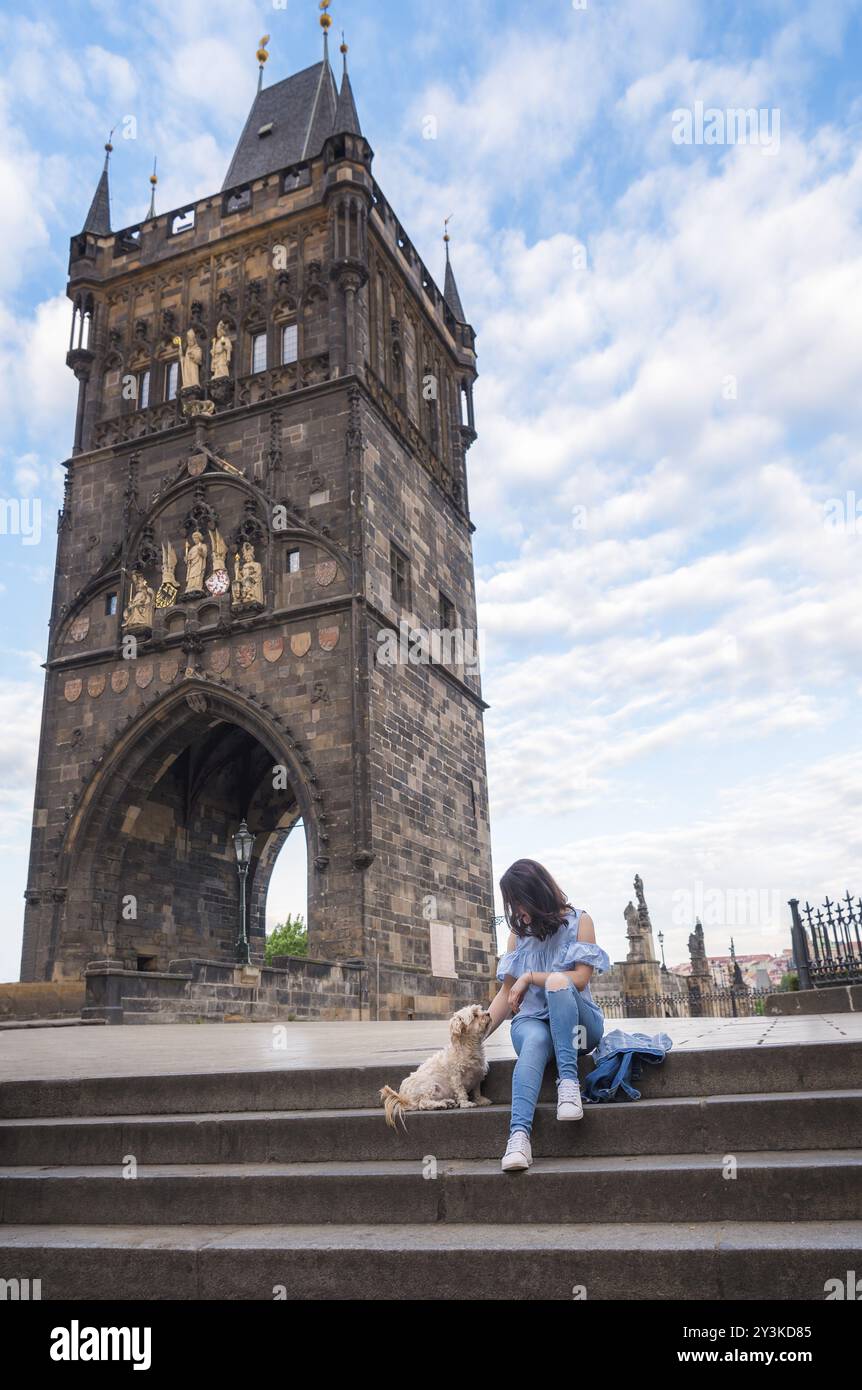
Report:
265,914,308,964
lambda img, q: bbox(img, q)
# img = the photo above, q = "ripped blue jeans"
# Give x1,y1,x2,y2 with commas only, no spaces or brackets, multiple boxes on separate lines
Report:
509,984,604,1137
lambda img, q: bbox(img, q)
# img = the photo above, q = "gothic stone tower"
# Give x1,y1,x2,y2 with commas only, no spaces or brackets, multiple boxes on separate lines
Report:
19,35,496,1020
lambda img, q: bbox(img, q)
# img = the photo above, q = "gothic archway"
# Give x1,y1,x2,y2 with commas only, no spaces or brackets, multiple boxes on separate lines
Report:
50,679,327,977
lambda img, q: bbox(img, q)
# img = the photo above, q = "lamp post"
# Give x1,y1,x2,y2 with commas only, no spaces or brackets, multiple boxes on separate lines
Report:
233,819,255,965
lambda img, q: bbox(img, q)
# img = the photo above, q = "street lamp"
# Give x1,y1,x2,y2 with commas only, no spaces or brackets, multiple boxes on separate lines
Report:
233,819,255,965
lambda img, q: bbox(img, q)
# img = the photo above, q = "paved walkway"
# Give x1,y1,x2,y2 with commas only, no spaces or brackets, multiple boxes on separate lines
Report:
1,1012,860,1083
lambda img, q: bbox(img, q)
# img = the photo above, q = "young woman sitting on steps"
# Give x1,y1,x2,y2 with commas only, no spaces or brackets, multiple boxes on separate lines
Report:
484,859,610,1172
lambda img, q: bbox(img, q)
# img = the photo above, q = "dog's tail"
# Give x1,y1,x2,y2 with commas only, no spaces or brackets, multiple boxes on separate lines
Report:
379,1084,410,1130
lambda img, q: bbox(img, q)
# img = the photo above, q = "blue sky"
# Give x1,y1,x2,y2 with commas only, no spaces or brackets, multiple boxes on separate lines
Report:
1,0,862,981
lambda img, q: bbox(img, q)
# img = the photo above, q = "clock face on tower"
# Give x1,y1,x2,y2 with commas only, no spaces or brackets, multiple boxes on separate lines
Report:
206,569,230,596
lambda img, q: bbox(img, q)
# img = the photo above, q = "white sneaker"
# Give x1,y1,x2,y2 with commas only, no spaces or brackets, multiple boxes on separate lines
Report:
501,1131,533,1172
557,1078,584,1121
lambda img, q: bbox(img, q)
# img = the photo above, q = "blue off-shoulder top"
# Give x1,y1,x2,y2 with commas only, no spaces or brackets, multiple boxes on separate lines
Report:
496,909,611,1021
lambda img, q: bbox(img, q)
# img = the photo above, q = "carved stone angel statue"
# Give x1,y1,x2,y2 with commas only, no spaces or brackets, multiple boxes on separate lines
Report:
156,540,180,609
206,528,231,596
211,321,233,380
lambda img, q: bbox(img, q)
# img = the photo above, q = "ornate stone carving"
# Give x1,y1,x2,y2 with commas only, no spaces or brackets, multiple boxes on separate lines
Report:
156,541,179,609
231,542,264,612
122,572,155,636
183,531,208,599
134,523,159,573
206,528,230,596
211,321,233,380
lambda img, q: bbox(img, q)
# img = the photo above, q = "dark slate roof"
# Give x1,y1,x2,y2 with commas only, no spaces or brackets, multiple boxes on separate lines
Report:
83,162,111,235
223,60,338,189
334,69,362,136
444,253,466,323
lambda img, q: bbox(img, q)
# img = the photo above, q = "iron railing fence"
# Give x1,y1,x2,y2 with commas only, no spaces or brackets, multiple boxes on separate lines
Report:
789,893,862,989
594,989,774,1020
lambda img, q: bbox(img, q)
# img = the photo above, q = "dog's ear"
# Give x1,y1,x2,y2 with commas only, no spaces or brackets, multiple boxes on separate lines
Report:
449,1012,465,1038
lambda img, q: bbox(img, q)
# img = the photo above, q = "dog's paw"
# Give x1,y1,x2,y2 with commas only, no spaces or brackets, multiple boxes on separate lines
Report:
473,1096,493,1107
459,1099,477,1109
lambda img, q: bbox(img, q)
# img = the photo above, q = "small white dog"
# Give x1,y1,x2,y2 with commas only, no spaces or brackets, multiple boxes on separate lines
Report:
380,1004,492,1129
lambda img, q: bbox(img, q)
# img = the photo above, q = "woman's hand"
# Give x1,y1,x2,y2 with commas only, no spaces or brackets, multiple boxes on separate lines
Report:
508,973,532,1014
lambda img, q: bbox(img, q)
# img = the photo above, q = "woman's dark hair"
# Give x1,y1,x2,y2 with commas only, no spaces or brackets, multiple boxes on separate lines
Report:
500,859,573,941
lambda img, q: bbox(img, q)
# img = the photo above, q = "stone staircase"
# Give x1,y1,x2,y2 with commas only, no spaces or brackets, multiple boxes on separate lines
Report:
1,1039,860,1299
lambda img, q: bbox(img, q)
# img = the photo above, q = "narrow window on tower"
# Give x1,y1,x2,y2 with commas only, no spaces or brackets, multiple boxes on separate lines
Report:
281,323,298,365
287,548,301,574
105,592,118,617
251,332,268,374
439,590,456,632
138,370,150,410
165,361,179,401
390,542,411,609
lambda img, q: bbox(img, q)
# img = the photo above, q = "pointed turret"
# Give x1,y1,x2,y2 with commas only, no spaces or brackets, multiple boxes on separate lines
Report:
443,225,466,323
334,39,362,136
83,140,113,236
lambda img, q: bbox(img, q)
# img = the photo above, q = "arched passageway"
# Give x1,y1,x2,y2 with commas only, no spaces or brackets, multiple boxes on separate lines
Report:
50,682,321,978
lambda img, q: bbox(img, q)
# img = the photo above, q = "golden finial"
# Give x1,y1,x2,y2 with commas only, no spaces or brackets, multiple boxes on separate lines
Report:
320,1,332,32
147,156,158,220
444,214,453,247
257,34,270,92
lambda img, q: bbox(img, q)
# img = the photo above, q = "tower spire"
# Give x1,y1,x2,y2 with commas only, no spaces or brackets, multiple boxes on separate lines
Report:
443,217,466,323
334,34,362,136
83,133,113,236
147,157,158,220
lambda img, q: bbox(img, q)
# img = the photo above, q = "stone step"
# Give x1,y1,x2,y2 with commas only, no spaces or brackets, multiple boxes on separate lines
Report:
4,1039,860,1118
2,1149,859,1227
1,1220,858,1300
1,1089,858,1166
